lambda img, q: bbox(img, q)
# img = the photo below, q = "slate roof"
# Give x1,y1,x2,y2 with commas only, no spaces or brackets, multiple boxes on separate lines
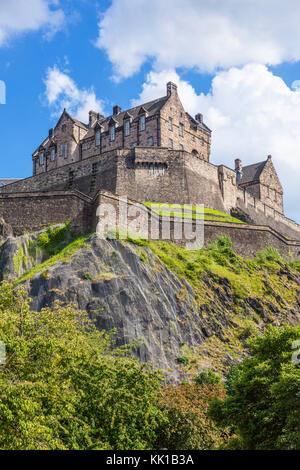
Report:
0,179,21,187
81,96,168,140
239,161,267,185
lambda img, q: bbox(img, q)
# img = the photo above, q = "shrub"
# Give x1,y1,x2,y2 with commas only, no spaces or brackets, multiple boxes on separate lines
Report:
37,222,73,256
256,246,282,263
193,368,221,387
176,355,189,365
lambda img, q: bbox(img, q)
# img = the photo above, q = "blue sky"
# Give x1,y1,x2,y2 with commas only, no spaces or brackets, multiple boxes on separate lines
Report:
0,0,300,222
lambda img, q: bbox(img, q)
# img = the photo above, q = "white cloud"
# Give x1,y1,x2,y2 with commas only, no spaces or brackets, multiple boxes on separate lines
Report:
133,65,300,222
0,0,65,46
96,0,300,80
44,66,104,122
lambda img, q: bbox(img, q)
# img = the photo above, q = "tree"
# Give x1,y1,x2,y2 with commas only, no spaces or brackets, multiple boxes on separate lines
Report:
155,383,229,450
209,326,300,450
0,282,166,450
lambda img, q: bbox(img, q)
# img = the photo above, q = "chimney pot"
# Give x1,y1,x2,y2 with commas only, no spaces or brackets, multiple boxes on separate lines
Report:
267,154,272,160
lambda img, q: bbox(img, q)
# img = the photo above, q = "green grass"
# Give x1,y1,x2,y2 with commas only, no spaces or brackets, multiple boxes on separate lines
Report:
16,233,91,284
142,202,244,224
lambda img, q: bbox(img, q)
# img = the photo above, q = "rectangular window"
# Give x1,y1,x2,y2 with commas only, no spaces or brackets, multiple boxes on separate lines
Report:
60,144,63,156
39,153,44,165
169,138,173,149
179,123,183,136
64,143,68,159
96,130,101,146
140,116,146,131
274,190,277,201
125,121,130,136
267,186,269,195
51,149,55,161
169,118,173,131
110,126,115,141
179,144,183,151
148,137,153,146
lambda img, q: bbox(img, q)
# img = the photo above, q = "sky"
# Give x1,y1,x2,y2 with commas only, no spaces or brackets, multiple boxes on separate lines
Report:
0,0,300,223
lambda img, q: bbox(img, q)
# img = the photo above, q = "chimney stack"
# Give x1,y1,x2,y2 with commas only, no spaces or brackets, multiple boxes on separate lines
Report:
113,105,122,116
267,154,272,161
89,110,99,128
235,159,243,184
167,82,178,97
195,113,203,124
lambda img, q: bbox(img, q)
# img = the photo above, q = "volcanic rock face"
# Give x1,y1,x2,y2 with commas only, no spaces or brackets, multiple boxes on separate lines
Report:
0,232,300,379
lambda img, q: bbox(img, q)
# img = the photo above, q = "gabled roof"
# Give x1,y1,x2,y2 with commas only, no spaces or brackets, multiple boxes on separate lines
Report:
81,96,168,140
55,109,88,131
185,112,211,133
239,161,267,185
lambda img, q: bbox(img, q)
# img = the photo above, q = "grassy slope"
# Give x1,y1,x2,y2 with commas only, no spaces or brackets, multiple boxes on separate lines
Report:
127,235,300,374
142,202,244,224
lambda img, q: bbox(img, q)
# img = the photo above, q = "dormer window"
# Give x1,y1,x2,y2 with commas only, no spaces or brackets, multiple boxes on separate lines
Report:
125,121,130,136
110,126,115,141
140,116,146,131
39,152,44,165
96,130,101,146
179,123,183,136
50,149,55,161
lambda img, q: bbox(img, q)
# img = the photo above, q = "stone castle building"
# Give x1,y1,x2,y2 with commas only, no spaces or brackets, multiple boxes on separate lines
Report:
0,82,299,258
32,82,211,176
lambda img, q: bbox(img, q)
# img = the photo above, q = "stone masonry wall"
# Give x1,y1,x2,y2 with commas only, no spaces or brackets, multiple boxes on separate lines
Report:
236,188,300,240
94,191,300,260
0,191,93,236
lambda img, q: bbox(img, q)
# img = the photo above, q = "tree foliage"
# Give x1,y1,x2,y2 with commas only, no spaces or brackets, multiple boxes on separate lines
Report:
0,282,165,450
209,326,300,450
155,383,229,450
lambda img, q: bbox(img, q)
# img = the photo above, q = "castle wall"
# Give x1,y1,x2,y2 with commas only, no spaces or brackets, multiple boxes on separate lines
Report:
0,191,93,236
115,147,190,204
94,191,300,260
236,188,300,240
183,153,227,211
2,149,122,197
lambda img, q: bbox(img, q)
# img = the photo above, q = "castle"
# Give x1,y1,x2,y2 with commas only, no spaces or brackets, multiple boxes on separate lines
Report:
0,82,299,258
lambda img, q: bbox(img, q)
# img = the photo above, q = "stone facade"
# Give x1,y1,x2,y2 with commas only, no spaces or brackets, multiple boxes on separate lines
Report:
32,82,211,176
236,155,284,214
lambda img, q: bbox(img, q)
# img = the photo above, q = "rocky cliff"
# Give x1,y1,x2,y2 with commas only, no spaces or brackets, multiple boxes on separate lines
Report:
0,226,299,380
